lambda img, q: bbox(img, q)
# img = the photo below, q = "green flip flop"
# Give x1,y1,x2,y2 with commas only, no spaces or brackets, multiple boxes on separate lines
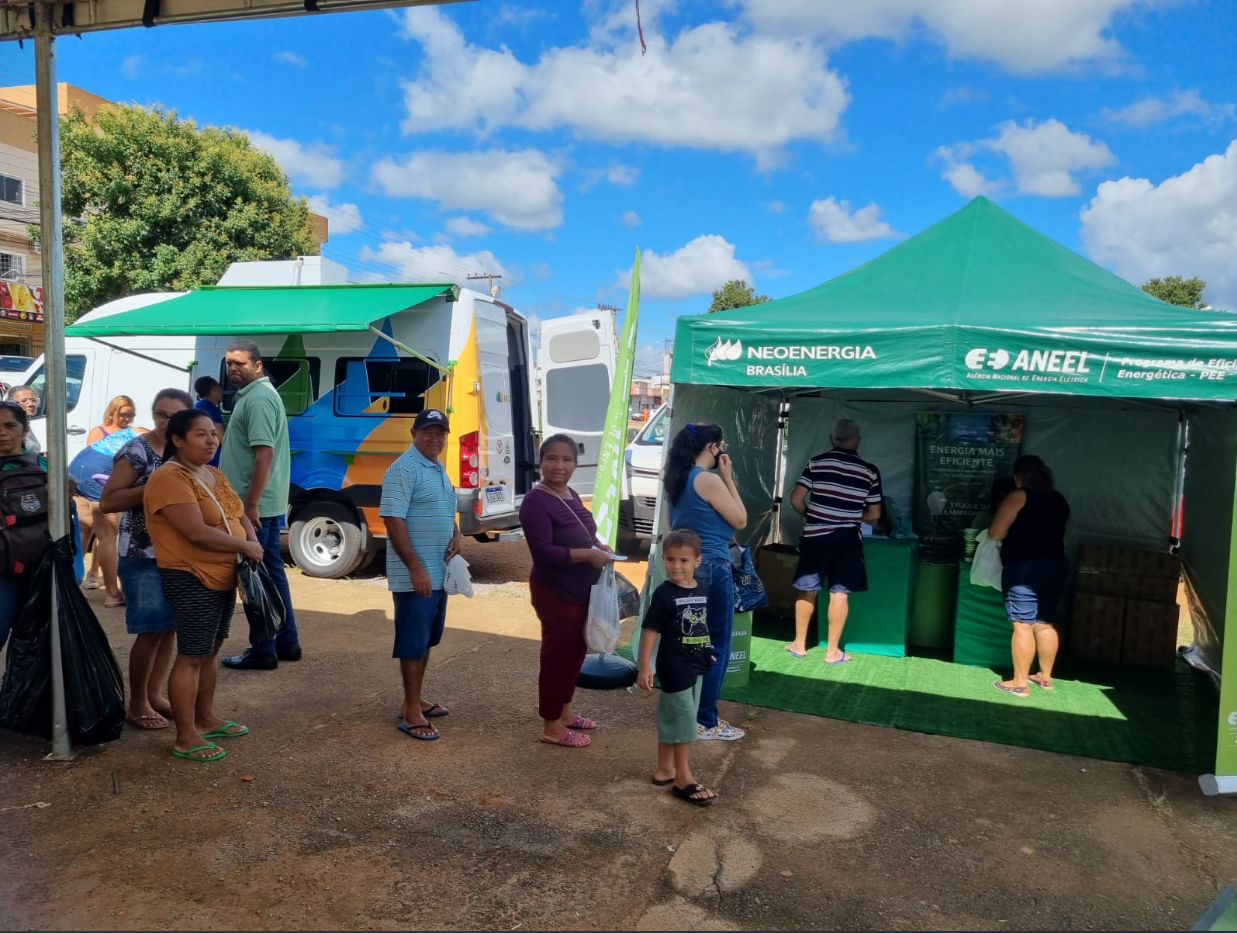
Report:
202,720,249,739
171,742,226,762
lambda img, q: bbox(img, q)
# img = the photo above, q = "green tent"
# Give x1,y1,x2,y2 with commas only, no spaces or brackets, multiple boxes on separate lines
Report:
665,197,1237,791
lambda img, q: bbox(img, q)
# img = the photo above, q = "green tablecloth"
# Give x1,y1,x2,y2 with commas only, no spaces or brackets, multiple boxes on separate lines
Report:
817,536,919,658
953,564,1010,668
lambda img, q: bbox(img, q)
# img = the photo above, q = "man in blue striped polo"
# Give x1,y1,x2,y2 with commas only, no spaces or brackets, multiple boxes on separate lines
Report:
786,419,883,663
380,408,462,741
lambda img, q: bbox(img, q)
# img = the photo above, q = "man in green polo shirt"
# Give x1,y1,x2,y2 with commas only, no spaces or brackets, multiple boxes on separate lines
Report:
219,338,302,670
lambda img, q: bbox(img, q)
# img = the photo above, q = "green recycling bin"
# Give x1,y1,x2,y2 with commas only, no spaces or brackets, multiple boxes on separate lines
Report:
723,611,753,689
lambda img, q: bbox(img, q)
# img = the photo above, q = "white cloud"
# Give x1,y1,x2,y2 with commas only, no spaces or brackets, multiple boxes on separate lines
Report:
767,201,787,214
121,54,142,79
624,235,752,300
620,210,641,227
739,0,1147,74
274,51,307,67
246,130,345,189
443,216,493,239
1080,139,1237,310
809,197,901,242
397,8,849,167
531,261,551,280
939,86,990,107
372,148,563,231
936,119,1115,198
305,194,364,236
1099,89,1233,127
359,241,509,287
606,164,639,185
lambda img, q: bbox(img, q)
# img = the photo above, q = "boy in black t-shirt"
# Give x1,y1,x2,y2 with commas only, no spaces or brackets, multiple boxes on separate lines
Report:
637,529,718,806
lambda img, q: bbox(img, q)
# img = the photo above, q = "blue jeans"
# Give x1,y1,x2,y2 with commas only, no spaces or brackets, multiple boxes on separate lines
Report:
695,557,735,729
246,517,299,655
0,575,21,652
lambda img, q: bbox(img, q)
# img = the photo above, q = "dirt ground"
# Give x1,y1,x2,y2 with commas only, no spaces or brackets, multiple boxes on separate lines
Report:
3,538,1237,931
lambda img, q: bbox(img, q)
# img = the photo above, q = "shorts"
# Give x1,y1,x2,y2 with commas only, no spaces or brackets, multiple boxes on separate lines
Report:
1003,558,1069,624
392,589,448,661
159,568,235,656
657,676,703,744
793,529,868,594
118,557,177,635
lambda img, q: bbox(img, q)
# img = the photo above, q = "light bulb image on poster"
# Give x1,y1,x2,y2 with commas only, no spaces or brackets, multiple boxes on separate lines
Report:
913,412,1024,562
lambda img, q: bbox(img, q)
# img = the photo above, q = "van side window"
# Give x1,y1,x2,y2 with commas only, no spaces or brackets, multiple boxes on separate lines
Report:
26,354,87,415
333,357,441,416
220,357,321,416
545,364,610,431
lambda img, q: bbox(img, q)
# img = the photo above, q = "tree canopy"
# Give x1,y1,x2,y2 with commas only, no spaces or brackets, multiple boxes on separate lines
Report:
43,104,320,321
707,279,770,313
1141,275,1208,309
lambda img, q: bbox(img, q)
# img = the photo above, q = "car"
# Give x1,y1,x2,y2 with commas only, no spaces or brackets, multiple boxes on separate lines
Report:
618,403,668,549
0,354,34,395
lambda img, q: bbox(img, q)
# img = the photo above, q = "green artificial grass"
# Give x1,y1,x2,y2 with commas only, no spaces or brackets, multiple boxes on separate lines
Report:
717,616,1219,774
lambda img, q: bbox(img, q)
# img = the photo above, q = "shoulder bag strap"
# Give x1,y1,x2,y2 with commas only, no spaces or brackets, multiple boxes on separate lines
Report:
171,462,241,565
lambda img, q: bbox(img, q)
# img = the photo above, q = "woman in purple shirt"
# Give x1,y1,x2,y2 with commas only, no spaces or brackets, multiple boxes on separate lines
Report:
520,433,616,749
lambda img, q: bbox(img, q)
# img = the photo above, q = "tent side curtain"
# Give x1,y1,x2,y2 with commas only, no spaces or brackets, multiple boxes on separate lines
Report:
65,283,458,337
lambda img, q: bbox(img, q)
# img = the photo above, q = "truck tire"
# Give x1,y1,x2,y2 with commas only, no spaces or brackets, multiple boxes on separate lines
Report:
289,503,366,579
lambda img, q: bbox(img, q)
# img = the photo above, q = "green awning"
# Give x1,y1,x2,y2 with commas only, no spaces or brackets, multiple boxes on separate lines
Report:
66,283,458,337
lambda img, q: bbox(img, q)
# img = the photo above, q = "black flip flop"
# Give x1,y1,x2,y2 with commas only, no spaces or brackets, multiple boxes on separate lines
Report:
651,775,675,786
672,782,717,806
397,721,439,741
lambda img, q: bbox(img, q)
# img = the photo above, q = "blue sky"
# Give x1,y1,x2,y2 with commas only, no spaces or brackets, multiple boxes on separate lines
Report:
3,0,1236,374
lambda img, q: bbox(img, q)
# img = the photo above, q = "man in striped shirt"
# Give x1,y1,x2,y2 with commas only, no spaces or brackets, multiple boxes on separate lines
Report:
786,419,883,663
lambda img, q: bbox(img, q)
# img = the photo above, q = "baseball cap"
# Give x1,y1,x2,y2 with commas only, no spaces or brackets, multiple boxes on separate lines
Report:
413,409,451,432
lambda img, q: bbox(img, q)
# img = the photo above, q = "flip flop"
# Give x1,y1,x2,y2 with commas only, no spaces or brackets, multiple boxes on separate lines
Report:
540,728,590,748
992,680,1030,698
671,782,717,806
785,645,806,658
170,742,226,762
568,714,597,730
1029,676,1055,690
398,720,440,741
651,775,675,786
824,652,852,665
126,713,169,731
104,598,126,609
202,720,249,739
423,703,450,719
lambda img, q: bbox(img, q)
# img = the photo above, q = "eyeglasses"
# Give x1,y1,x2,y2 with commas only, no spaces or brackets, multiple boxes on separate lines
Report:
151,409,177,422
714,441,729,453
118,409,136,418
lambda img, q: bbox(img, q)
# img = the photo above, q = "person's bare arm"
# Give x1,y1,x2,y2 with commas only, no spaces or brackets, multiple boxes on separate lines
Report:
86,426,105,445
159,502,263,560
99,459,146,513
696,465,747,529
987,490,1026,541
244,445,274,526
636,628,659,691
862,502,883,523
386,516,431,597
790,484,808,516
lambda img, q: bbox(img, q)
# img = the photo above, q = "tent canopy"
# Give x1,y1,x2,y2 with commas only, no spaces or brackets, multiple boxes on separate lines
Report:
672,197,1237,401
65,283,457,337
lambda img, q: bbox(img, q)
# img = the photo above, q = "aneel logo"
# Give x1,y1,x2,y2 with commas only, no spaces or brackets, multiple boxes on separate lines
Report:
965,348,1093,375
965,348,1011,370
705,338,743,365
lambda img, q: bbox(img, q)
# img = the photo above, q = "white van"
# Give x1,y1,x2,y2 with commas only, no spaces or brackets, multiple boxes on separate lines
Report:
618,403,668,548
23,258,615,577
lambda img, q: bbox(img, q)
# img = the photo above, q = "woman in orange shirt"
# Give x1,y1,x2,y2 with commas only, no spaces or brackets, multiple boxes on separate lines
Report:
144,408,263,762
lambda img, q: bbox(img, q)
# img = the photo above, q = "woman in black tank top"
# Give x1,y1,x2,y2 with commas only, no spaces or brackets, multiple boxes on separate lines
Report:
987,455,1070,699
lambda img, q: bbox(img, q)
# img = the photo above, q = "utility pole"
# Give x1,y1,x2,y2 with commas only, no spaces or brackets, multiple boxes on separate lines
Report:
467,272,503,298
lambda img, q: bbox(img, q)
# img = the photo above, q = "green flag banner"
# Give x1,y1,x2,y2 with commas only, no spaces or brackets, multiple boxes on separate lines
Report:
592,248,641,548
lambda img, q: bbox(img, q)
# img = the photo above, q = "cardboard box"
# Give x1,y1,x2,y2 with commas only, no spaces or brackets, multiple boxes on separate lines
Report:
1122,598,1179,670
755,544,801,618
1070,593,1124,664
1075,545,1179,604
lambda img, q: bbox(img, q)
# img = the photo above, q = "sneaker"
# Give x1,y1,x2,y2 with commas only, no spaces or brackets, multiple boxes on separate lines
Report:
698,720,745,741
220,651,278,671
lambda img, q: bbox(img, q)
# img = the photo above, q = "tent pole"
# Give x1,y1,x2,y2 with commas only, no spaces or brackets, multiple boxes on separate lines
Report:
35,14,73,761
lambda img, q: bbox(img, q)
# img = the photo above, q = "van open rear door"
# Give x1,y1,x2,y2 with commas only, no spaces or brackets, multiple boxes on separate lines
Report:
537,311,616,496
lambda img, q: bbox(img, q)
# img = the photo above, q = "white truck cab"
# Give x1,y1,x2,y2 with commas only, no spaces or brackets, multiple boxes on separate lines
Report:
618,403,667,548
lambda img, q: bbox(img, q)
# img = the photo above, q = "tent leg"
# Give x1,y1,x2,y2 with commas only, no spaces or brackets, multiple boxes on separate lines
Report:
35,20,73,762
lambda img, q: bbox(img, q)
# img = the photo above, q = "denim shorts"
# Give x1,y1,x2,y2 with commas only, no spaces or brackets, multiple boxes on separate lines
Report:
392,589,448,660
1003,558,1069,624
118,556,177,635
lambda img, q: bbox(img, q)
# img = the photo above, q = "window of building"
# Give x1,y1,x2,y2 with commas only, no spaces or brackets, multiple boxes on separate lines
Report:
0,175,23,206
0,253,25,279
333,356,442,416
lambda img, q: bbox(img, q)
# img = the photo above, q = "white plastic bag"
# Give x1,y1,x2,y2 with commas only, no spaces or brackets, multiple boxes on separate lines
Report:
584,564,621,654
970,530,1003,590
444,554,474,598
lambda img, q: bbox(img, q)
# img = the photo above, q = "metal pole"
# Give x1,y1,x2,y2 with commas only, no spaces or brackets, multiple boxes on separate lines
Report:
35,11,73,761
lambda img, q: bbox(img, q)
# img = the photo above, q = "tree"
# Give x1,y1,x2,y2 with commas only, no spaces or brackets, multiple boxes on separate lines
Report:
708,279,770,313
40,105,320,321
1141,275,1208,309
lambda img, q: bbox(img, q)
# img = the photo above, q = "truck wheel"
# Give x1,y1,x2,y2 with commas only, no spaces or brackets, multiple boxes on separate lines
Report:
289,503,365,578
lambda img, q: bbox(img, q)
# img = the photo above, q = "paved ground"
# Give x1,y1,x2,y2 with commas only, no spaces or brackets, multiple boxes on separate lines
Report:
2,538,1236,931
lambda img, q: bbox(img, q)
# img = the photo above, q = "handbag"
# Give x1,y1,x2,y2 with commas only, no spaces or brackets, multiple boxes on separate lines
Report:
729,540,769,612
542,484,626,649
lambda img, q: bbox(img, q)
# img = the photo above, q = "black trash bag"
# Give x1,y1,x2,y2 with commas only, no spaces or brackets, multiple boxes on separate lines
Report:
238,559,285,644
0,536,125,745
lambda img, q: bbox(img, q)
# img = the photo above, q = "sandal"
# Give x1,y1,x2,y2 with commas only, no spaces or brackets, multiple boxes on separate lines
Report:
1029,675,1055,690
672,782,717,806
568,714,597,730
397,720,440,741
540,728,590,748
126,713,169,731
651,775,675,786
202,720,249,739
170,742,226,762
992,680,1030,698
104,597,126,609
397,703,451,721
